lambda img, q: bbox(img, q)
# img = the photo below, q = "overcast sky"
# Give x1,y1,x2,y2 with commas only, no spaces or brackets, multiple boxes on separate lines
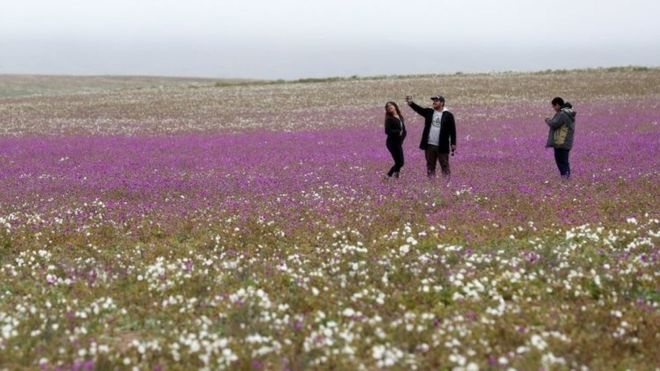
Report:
1,0,659,79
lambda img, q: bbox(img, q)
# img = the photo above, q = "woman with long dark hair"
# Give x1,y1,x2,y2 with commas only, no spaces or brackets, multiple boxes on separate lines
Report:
384,101,407,178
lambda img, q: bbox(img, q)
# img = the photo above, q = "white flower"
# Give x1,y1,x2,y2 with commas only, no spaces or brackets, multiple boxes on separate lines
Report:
399,244,410,255
516,346,529,354
405,236,418,245
530,334,547,350
593,275,601,287
541,352,566,367
449,353,466,366
372,345,385,360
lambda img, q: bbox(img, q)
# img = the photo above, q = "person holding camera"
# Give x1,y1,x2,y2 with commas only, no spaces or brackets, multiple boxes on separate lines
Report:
384,101,407,179
545,97,576,179
405,95,456,178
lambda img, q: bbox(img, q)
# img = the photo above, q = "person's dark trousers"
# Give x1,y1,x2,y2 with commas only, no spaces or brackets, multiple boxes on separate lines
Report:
386,138,404,177
425,145,450,177
554,148,571,178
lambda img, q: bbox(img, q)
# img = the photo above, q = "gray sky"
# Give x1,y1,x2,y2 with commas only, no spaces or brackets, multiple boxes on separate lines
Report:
1,0,659,79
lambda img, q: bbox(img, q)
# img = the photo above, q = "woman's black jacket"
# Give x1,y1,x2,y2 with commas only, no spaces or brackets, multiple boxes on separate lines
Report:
385,116,407,141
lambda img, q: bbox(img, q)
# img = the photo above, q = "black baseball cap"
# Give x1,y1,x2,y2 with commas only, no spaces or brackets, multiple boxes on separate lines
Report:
430,95,445,102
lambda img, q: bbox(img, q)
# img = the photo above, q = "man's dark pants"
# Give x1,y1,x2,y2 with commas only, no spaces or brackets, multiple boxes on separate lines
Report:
425,145,450,177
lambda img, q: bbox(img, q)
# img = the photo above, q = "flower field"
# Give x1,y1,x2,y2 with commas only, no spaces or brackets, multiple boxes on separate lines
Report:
0,68,658,370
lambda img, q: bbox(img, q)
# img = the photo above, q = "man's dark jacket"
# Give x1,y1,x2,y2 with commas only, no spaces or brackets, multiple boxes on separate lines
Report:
408,102,456,153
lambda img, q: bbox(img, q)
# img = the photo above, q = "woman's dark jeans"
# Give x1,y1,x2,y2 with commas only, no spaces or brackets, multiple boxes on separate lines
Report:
386,138,404,177
554,148,571,178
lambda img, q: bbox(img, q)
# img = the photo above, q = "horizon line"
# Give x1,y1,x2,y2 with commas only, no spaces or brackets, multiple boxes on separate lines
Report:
1,65,659,83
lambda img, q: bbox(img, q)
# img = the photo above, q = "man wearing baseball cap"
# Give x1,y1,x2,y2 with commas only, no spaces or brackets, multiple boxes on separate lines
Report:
405,94,457,178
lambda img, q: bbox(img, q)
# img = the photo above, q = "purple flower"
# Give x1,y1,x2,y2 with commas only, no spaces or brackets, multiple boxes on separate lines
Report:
250,359,263,370
46,274,57,285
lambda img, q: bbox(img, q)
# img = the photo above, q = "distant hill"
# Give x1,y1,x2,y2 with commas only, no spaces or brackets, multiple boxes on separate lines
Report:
0,74,262,98
2,66,656,98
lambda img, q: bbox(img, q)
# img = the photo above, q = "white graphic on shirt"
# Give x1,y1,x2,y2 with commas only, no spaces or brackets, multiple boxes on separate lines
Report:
428,111,443,146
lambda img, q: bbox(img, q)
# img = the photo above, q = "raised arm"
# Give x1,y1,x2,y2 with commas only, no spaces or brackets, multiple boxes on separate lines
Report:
408,101,429,117
545,112,567,129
